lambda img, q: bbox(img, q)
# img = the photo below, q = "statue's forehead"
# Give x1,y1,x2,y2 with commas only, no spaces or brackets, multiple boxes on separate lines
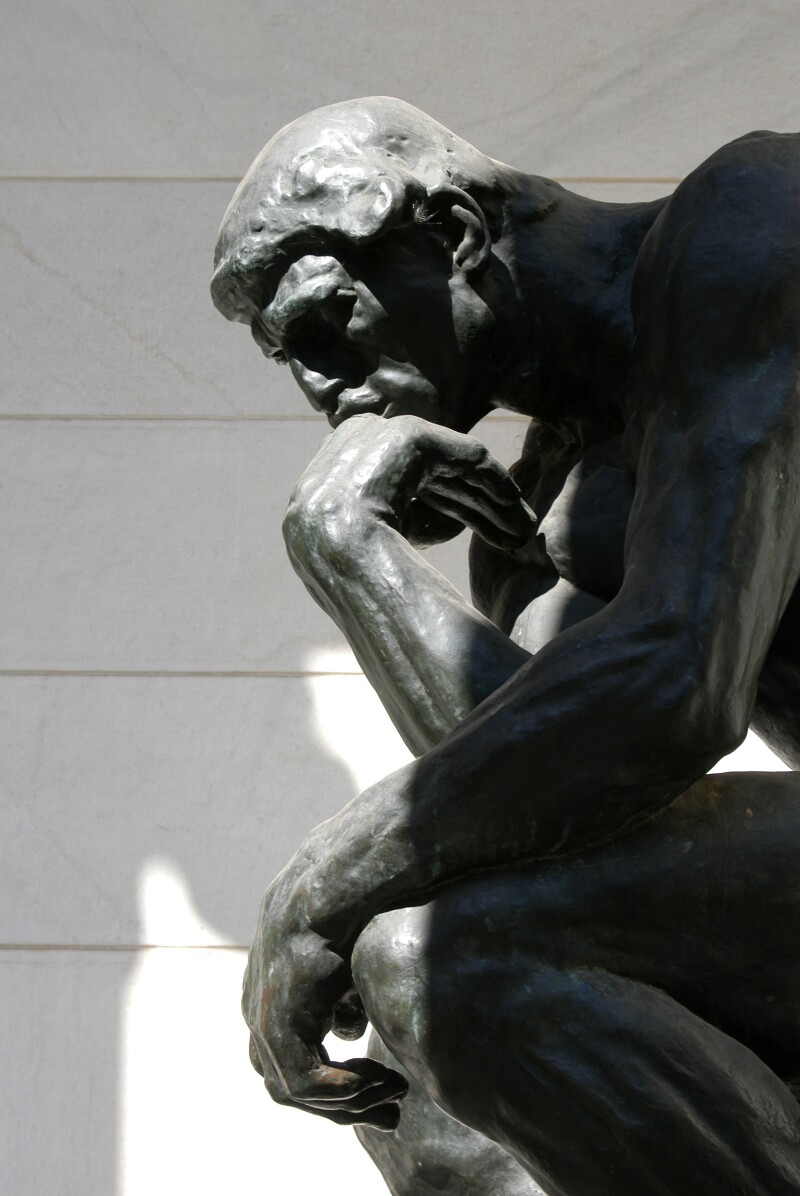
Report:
215,165,414,317
218,148,378,259
211,107,443,320
212,197,348,321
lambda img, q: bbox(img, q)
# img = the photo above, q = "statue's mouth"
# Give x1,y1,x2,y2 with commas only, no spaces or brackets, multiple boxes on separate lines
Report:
328,392,388,427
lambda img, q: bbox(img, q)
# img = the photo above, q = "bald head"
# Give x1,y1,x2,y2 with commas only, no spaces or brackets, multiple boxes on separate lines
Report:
211,97,506,322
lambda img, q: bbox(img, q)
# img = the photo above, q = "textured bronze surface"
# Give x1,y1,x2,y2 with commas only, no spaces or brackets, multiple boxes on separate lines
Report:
214,99,800,1194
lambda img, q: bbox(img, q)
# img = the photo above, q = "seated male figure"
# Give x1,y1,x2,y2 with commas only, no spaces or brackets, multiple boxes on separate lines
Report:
212,97,800,1194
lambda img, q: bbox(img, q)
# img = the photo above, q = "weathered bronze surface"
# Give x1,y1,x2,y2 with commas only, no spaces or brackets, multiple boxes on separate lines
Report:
213,98,800,1194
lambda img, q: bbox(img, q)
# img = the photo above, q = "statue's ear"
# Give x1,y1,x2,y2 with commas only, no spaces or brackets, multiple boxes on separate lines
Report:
426,186,492,279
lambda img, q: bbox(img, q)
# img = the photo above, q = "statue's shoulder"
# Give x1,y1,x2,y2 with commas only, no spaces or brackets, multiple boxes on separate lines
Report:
690,128,800,178
644,131,800,269
632,131,800,359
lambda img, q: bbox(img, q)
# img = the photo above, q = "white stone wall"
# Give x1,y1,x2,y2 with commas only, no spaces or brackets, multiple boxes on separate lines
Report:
2,3,798,1193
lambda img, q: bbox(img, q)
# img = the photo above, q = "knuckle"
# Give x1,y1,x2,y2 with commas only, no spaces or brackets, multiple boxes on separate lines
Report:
282,486,337,551
284,471,346,526
393,414,427,441
285,1073,318,1104
269,1084,293,1107
393,414,418,431
248,1039,265,1076
241,980,260,1026
282,491,311,539
285,471,318,514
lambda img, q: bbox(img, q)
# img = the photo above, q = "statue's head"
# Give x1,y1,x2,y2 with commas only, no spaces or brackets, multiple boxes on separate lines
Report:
211,97,516,431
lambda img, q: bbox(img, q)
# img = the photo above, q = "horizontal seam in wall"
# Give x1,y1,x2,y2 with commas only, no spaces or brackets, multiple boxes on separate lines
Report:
559,177,679,184
0,412,528,424
0,176,248,184
0,942,248,952
0,669,363,679
0,413,322,423
0,175,683,184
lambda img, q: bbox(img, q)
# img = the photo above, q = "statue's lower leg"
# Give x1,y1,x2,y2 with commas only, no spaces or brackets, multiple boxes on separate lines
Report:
355,1029,542,1195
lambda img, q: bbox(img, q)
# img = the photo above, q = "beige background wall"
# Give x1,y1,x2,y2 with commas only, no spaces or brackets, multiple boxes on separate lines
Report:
2,3,798,1192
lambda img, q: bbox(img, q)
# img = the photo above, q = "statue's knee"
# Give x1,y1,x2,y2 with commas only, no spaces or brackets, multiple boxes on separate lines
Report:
353,899,503,1106
354,903,488,1127
352,906,430,1053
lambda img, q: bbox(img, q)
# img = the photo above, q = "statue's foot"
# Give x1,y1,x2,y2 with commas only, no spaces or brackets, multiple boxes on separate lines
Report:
354,1030,543,1196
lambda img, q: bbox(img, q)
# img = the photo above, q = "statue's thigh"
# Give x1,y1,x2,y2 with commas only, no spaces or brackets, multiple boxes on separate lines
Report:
353,856,800,1196
355,770,800,1084
549,768,800,1061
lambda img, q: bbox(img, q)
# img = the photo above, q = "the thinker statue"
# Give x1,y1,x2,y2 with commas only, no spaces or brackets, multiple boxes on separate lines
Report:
212,98,800,1194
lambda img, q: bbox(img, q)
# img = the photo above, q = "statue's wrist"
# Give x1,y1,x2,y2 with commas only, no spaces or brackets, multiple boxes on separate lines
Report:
297,813,390,950
283,492,393,577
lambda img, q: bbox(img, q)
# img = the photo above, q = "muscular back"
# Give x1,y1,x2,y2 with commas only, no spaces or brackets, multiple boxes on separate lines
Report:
632,129,800,767
473,130,800,765
625,128,800,461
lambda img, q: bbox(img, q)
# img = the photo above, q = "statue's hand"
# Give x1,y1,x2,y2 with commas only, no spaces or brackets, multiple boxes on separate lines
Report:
242,856,408,1130
283,412,535,561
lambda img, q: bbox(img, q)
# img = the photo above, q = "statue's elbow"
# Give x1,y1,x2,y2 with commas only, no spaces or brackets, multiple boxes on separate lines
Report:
666,656,750,773
282,492,364,583
282,489,336,571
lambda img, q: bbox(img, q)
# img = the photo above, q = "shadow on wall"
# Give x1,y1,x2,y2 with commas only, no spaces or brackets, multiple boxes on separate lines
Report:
112,649,412,1194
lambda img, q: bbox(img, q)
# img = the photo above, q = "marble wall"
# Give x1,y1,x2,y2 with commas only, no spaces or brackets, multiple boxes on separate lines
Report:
2,3,797,1192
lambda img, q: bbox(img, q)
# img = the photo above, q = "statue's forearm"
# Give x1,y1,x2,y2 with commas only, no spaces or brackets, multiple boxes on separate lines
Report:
302,592,738,949
293,375,800,947
285,511,531,755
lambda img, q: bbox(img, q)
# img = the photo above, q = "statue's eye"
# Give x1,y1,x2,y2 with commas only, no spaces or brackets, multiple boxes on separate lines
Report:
269,348,288,365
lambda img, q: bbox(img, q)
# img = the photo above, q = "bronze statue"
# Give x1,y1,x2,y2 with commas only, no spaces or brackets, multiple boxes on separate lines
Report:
212,97,800,1194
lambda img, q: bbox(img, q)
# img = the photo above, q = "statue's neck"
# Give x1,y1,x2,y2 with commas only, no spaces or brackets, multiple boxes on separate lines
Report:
492,175,668,431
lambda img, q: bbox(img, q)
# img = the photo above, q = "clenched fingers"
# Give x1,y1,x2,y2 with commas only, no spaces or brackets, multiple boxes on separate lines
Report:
249,1032,407,1130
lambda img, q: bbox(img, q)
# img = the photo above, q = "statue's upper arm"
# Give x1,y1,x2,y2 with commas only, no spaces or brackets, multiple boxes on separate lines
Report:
617,146,800,710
